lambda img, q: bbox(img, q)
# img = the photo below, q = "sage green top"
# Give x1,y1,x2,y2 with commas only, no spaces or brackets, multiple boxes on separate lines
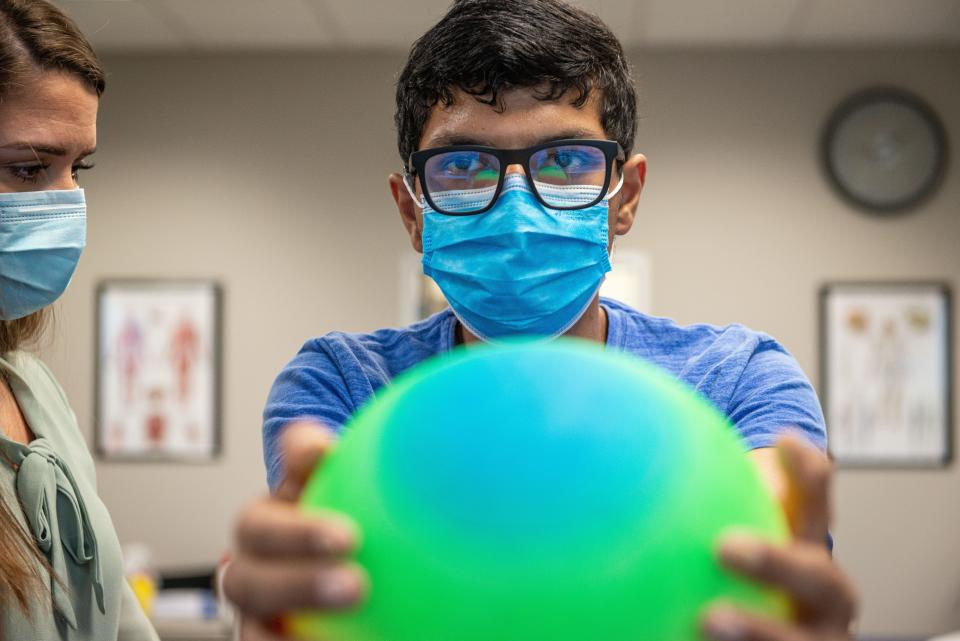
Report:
0,351,158,641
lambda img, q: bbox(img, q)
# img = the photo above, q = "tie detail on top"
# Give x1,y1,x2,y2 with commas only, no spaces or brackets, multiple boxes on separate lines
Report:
0,436,105,629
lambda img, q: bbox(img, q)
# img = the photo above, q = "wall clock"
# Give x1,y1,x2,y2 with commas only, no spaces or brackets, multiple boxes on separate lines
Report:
821,88,948,215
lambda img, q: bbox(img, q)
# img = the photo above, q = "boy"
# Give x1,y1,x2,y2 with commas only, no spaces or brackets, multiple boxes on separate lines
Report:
225,2,857,639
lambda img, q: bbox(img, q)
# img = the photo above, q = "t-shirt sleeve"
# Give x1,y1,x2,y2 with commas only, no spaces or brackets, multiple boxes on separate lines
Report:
726,341,827,452
262,342,356,491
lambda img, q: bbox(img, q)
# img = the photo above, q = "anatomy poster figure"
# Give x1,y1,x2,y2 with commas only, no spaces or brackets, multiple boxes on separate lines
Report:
97,281,221,460
145,387,168,448
117,313,143,405
823,283,951,465
171,315,200,404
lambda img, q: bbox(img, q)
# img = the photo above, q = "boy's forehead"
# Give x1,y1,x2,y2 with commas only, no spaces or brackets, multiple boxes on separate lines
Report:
418,86,606,151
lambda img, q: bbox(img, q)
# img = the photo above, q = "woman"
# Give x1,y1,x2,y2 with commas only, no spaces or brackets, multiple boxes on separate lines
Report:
0,1,158,638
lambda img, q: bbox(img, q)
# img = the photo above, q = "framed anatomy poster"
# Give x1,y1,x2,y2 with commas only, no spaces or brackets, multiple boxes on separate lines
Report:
820,282,952,467
95,280,222,461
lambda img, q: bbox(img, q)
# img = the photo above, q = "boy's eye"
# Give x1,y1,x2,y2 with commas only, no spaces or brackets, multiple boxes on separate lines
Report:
442,153,483,174
545,149,592,173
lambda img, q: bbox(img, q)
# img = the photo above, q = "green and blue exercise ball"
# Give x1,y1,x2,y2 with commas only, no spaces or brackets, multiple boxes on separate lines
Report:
288,339,789,641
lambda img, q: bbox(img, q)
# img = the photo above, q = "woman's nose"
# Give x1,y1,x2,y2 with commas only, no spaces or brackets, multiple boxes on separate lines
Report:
49,169,77,191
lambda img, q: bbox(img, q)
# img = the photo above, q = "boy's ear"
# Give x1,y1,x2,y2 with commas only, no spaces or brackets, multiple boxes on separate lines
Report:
613,154,647,236
389,172,424,253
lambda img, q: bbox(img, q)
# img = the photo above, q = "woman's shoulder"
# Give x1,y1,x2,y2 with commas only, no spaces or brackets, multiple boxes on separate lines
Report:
5,349,50,376
4,350,72,408
4,351,92,477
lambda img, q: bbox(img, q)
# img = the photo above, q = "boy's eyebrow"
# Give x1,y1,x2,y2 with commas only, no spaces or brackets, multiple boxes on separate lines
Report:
424,129,601,149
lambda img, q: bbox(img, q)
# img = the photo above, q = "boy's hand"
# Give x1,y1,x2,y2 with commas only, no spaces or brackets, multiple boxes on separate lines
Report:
223,422,366,640
702,435,858,641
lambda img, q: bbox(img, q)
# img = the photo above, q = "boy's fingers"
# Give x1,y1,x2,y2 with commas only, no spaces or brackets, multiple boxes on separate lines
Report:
234,496,357,558
718,534,857,625
223,556,366,617
238,618,287,641
275,421,336,501
702,604,811,641
776,434,831,544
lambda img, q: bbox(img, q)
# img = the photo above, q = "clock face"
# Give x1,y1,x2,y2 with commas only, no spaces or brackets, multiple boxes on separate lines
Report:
821,89,948,215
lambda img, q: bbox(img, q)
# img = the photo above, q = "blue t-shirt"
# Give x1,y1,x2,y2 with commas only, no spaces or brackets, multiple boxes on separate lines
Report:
262,298,826,490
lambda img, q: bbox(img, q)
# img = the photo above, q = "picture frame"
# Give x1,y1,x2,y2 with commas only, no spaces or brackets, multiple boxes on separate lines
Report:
95,279,223,462
820,282,952,467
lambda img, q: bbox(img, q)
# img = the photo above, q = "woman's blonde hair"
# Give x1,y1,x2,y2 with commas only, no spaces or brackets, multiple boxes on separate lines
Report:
0,0,105,615
0,309,50,355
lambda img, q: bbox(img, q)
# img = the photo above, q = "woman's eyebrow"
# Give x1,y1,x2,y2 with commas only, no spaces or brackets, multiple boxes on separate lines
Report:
0,142,97,157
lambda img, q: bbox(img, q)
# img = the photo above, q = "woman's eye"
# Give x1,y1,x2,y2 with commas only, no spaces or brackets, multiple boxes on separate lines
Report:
72,162,96,182
7,164,46,184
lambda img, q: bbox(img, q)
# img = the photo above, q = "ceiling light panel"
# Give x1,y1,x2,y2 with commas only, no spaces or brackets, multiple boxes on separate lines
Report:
643,0,803,47
304,0,450,48
570,0,643,47
798,0,960,45
158,0,333,49
57,0,185,50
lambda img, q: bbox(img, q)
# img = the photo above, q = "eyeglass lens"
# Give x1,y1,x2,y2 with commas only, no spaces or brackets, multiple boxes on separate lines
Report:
423,144,609,214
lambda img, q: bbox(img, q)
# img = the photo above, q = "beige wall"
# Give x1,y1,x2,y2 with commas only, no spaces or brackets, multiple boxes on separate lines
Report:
38,49,960,637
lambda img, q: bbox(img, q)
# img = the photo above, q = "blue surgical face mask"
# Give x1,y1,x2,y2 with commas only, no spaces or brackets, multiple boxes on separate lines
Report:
0,189,87,321
418,174,620,342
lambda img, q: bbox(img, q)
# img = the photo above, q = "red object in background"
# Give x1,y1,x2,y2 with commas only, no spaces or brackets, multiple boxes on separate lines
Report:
145,413,166,447
170,317,200,403
145,388,167,447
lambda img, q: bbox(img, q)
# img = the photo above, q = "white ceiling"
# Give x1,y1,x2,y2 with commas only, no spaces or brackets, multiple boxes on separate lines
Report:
56,0,960,52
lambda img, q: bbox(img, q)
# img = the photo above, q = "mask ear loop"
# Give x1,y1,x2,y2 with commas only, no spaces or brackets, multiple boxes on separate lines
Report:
402,171,426,209
604,173,625,201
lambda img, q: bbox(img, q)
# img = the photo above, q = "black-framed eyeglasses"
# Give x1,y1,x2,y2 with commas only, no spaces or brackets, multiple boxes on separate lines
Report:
403,139,625,216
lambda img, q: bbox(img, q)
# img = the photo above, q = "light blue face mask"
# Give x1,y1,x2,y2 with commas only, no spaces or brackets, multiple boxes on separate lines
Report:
418,173,621,341
0,189,87,321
